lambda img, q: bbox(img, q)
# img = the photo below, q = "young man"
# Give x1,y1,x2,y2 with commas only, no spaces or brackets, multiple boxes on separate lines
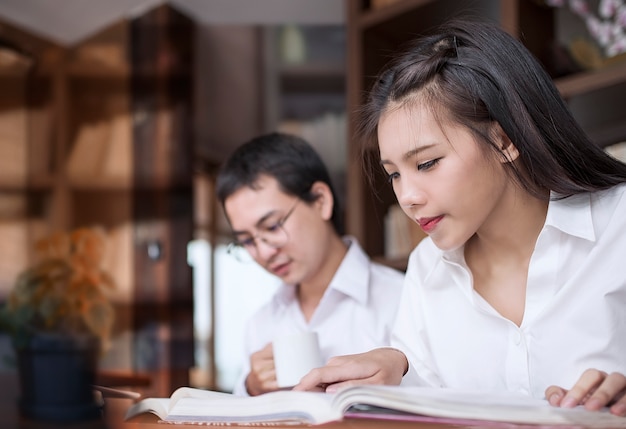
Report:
216,132,405,396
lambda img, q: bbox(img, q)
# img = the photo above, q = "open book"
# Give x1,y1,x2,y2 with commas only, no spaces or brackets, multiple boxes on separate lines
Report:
124,385,626,427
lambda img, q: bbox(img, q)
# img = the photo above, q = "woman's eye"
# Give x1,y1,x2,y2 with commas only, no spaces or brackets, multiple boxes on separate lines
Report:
386,172,400,183
418,158,440,171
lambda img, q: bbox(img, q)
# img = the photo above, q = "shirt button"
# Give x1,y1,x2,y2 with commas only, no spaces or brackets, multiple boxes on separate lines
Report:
513,331,522,345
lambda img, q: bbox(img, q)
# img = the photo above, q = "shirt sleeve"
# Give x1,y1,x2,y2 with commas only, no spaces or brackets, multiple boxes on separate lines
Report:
232,306,272,396
392,239,444,388
231,318,254,396
231,367,251,396
231,298,278,396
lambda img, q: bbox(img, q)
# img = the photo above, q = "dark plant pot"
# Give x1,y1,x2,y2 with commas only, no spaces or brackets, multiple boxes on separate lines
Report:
15,333,102,422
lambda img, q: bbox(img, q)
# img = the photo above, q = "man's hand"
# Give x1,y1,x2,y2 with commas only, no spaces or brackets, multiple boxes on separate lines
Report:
245,343,278,396
293,348,408,393
546,369,626,416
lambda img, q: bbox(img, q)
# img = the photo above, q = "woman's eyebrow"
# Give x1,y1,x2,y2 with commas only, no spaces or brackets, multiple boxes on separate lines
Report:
380,143,438,166
402,144,437,161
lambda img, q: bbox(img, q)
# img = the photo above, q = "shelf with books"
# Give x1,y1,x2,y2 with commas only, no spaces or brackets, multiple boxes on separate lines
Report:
263,24,348,213
0,73,56,191
65,79,131,186
0,5,195,397
0,24,60,299
265,24,346,125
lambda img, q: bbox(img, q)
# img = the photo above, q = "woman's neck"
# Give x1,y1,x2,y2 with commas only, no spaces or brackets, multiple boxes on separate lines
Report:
469,188,549,262
464,188,549,326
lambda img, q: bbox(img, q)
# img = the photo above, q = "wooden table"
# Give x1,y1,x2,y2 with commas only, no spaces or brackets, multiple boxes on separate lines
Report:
0,369,571,429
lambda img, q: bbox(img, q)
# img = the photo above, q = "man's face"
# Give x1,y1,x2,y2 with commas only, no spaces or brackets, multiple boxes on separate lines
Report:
224,175,332,285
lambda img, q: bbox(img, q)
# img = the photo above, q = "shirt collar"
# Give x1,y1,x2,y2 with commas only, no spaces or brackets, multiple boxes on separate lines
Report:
274,236,370,307
330,236,370,305
545,192,595,241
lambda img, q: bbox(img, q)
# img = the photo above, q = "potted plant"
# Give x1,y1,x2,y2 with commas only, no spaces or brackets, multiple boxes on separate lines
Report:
0,226,115,422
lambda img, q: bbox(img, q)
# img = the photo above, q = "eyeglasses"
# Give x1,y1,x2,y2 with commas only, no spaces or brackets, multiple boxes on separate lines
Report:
227,199,300,262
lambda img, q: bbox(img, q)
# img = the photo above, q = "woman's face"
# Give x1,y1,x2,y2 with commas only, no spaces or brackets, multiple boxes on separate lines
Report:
224,174,334,284
378,104,512,251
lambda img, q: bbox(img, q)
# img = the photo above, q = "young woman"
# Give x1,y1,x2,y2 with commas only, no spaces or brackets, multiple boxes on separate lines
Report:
295,19,626,417
216,132,404,396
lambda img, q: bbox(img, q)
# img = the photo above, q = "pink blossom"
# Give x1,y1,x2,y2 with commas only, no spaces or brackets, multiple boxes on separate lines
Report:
617,5,626,26
551,0,626,57
569,0,591,16
607,36,626,55
600,0,621,18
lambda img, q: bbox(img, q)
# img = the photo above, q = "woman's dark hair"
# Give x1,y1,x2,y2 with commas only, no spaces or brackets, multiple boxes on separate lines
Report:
216,132,344,234
358,18,626,198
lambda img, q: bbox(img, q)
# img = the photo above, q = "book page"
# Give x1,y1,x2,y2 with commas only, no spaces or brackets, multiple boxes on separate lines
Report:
125,387,229,421
125,397,170,421
169,386,233,407
332,386,626,428
165,390,339,425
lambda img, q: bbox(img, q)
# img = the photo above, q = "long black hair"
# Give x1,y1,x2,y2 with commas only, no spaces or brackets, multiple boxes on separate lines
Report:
216,132,344,234
358,18,626,198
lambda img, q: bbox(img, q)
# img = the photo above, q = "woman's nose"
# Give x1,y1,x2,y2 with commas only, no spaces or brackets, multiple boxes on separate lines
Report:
395,182,426,209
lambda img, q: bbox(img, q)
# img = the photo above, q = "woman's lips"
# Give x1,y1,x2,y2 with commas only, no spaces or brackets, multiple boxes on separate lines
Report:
417,215,444,233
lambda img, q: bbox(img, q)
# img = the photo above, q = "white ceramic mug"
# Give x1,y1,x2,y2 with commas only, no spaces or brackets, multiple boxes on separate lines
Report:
272,331,323,388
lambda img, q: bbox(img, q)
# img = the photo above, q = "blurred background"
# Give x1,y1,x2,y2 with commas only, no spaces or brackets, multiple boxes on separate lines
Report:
0,0,347,396
0,0,624,396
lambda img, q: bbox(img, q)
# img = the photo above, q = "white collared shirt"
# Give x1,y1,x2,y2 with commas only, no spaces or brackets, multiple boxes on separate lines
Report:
233,236,405,395
394,183,626,399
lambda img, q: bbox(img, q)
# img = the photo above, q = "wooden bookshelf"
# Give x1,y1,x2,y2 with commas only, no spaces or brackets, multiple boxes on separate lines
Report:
556,61,626,98
0,5,195,397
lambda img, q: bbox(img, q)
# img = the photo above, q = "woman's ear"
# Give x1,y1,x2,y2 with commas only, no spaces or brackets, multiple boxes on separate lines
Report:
494,123,519,163
310,181,334,221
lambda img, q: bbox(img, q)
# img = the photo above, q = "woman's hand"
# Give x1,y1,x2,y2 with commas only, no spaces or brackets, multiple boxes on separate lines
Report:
545,369,626,416
245,343,278,396
293,347,408,393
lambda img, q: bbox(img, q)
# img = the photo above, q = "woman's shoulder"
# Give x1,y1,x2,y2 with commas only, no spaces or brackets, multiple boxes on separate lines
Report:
588,183,626,218
589,182,626,233
592,182,626,203
551,183,626,243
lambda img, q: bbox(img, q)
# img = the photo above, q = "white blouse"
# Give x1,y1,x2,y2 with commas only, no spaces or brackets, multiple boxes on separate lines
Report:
394,183,626,399
233,237,405,395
